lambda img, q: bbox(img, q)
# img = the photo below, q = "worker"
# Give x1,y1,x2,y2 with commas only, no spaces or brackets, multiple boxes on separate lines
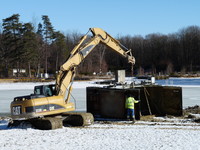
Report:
125,94,139,122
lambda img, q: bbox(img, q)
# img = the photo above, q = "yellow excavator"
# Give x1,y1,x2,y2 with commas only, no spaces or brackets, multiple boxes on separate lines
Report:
9,28,135,130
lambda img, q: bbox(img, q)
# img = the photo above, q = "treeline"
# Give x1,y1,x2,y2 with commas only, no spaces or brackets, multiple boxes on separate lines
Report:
78,25,200,77
0,14,74,78
118,25,200,76
0,14,200,78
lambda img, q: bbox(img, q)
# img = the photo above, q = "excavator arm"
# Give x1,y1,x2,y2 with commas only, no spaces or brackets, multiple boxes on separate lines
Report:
55,28,135,103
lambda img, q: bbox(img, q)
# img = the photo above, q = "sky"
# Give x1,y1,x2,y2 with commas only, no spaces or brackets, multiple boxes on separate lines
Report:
0,0,200,37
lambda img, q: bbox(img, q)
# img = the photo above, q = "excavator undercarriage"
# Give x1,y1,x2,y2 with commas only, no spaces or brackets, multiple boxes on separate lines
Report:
8,112,94,130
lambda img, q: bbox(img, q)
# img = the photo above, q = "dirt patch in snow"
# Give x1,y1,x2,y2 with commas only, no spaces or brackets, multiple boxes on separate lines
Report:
184,105,200,114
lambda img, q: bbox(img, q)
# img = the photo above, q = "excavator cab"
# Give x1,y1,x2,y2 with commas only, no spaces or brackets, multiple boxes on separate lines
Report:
34,84,56,97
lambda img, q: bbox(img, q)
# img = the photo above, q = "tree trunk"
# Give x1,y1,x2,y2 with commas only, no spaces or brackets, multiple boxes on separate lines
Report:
56,51,58,72
37,63,40,78
28,62,31,78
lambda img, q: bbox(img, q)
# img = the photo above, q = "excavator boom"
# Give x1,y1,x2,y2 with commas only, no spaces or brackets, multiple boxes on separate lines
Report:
56,28,135,101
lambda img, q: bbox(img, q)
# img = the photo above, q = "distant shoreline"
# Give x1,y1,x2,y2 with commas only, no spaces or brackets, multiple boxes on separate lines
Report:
1,76,200,83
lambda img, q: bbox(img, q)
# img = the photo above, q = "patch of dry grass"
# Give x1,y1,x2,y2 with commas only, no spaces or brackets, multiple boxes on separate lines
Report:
0,79,16,83
183,105,200,116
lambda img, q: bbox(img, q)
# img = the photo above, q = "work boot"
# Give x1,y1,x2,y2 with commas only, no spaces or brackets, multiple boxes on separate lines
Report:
127,116,130,121
131,117,135,124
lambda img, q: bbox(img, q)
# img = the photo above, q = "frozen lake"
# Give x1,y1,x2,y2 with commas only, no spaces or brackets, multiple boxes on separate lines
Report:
156,78,200,107
0,89,32,113
0,88,86,114
182,87,200,107
0,78,200,114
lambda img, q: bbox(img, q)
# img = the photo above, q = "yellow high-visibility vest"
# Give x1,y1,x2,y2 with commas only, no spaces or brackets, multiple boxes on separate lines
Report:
125,97,139,109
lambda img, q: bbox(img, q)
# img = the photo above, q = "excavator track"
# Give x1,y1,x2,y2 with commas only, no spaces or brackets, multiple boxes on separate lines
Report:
62,112,94,127
8,112,94,130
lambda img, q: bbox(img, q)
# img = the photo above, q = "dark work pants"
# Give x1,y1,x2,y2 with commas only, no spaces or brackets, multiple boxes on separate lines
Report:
127,108,134,120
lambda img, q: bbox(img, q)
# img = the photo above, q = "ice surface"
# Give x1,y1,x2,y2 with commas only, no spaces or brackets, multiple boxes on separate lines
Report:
1,79,200,113
156,77,200,86
0,80,105,113
0,80,106,91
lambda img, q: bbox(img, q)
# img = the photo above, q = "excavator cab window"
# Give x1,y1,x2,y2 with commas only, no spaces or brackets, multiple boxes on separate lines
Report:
44,86,52,96
34,86,43,95
34,85,56,97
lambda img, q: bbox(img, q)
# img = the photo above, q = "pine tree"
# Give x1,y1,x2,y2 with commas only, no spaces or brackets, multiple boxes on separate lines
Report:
2,14,23,77
52,31,68,72
42,16,54,76
21,23,38,77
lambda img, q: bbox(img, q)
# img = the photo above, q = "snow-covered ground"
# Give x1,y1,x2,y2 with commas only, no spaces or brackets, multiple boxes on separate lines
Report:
0,118,200,150
0,79,200,150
